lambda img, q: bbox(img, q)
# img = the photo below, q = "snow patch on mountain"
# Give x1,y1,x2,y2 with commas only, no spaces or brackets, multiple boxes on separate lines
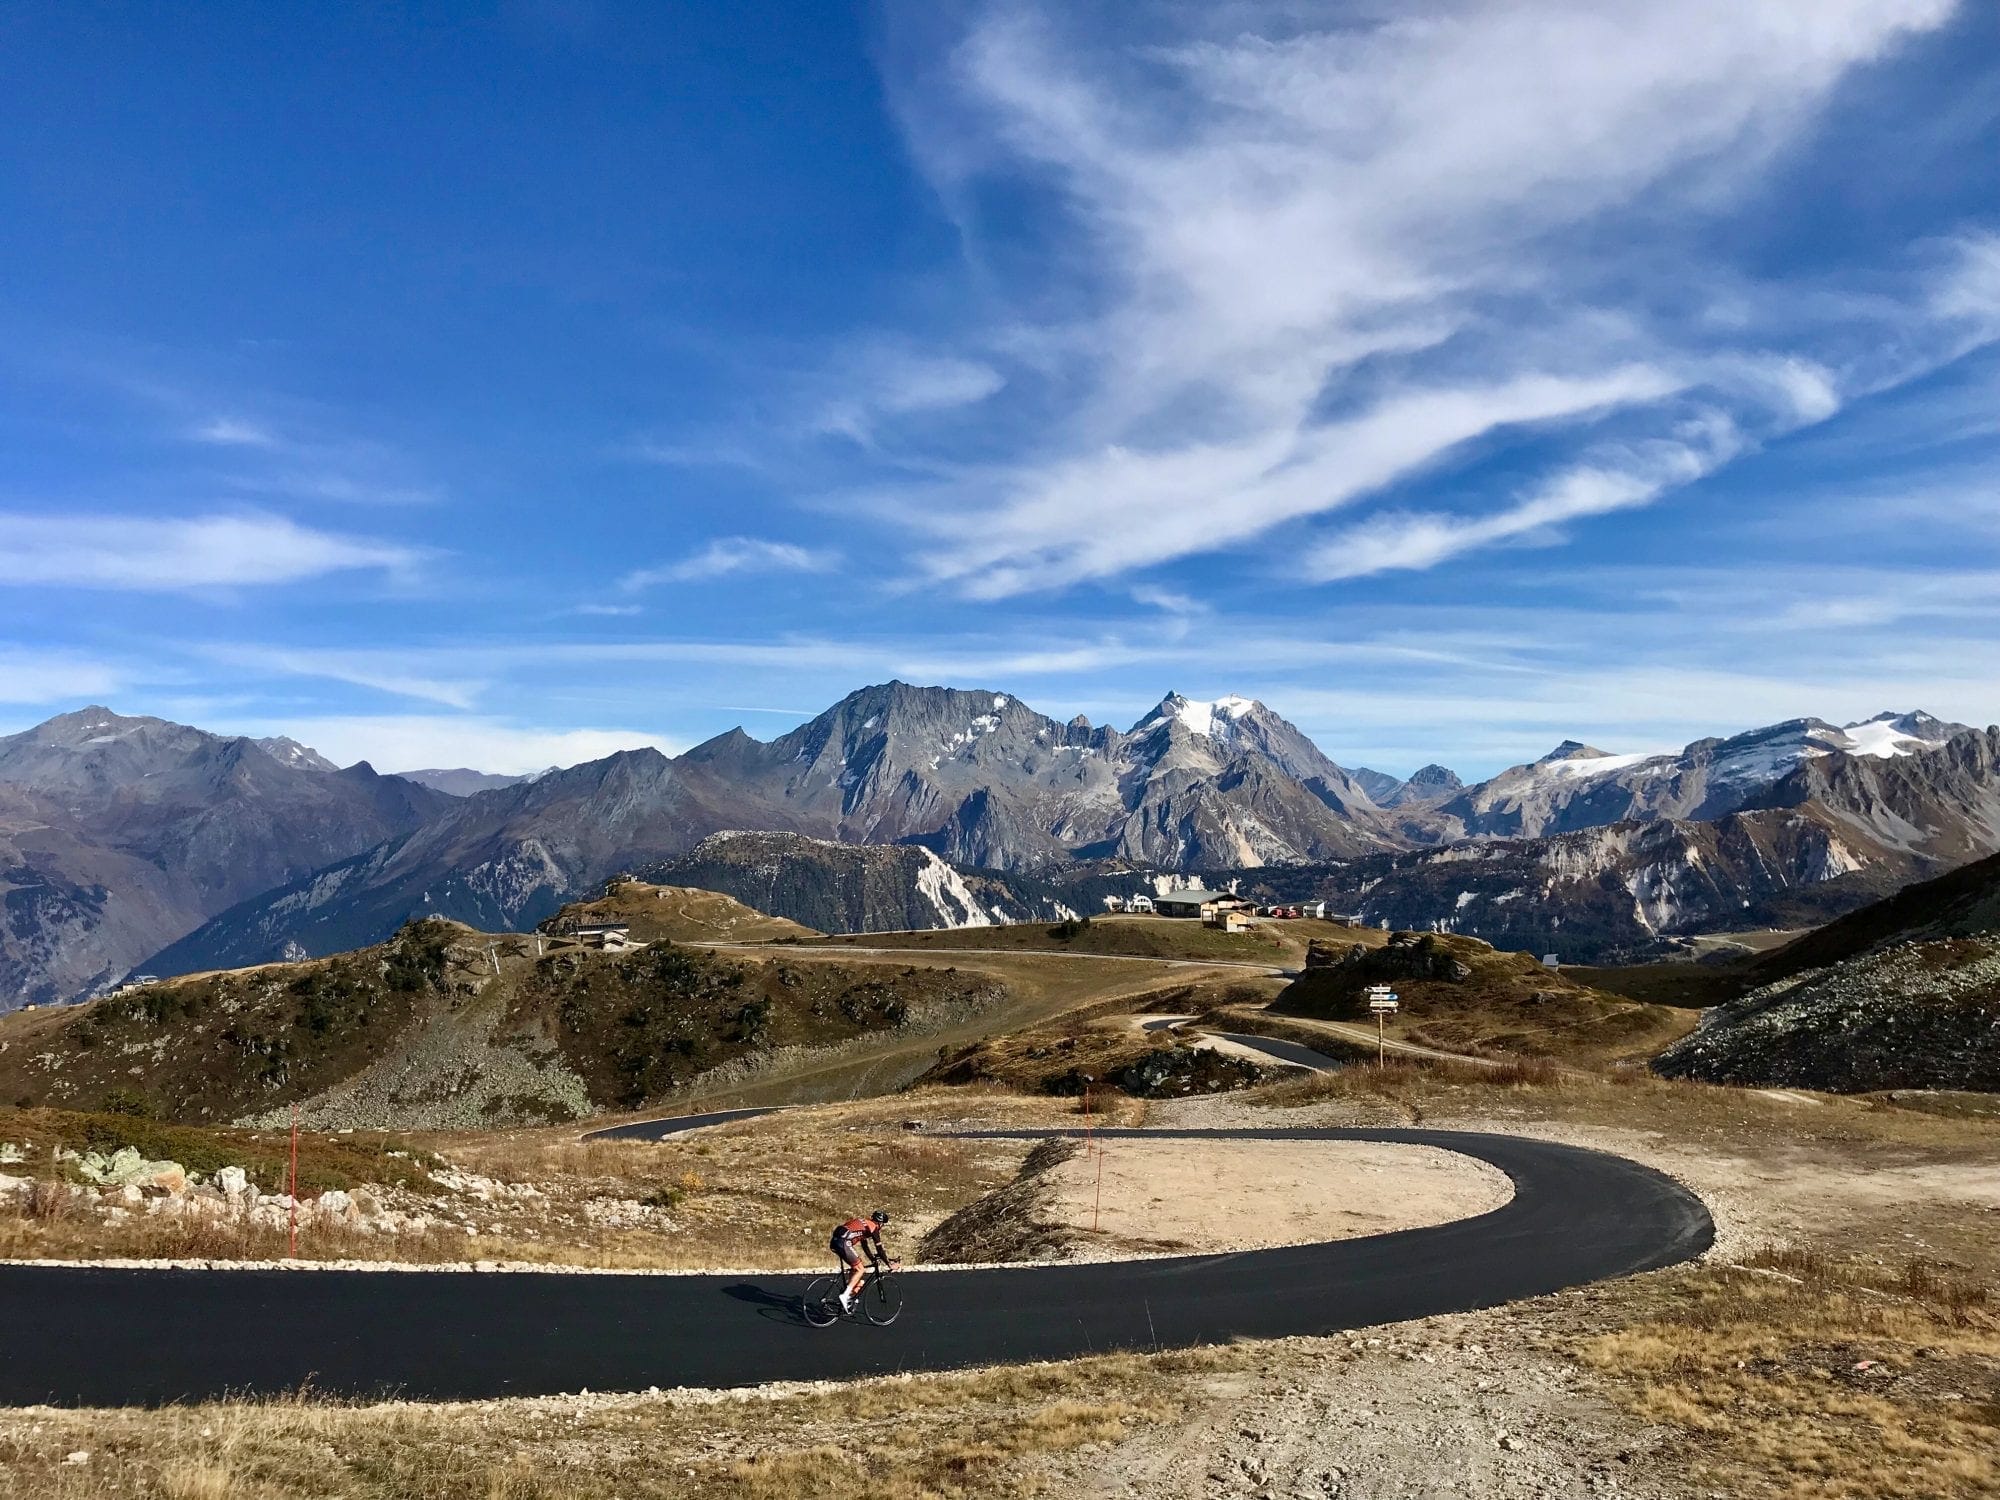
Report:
1837,714,1952,759
914,848,995,929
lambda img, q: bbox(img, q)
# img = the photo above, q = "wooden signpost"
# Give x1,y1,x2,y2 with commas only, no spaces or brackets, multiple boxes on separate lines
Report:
1365,985,1399,1067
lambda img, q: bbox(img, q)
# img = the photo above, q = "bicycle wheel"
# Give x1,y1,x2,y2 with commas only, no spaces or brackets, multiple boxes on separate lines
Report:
801,1274,842,1328
861,1271,903,1326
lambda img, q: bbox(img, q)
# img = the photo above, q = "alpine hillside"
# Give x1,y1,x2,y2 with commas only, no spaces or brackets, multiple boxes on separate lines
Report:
1653,848,2000,1092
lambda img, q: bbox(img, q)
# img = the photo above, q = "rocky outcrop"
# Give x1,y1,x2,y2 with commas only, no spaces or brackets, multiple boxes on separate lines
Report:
1652,940,2000,1093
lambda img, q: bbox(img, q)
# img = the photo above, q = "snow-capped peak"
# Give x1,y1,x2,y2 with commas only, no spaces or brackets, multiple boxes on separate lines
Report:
1138,692,1259,739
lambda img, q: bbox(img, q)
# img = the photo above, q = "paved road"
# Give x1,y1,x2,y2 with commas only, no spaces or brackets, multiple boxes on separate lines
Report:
697,940,1289,976
0,1127,1711,1407
582,1107,781,1142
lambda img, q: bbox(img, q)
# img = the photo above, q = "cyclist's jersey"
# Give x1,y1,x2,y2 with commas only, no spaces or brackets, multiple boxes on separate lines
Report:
833,1218,881,1243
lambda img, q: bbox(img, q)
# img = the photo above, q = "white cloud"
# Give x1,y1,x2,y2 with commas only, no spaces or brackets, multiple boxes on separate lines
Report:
0,650,123,704
920,366,1682,596
865,0,1961,593
250,716,684,776
621,537,841,590
1934,231,2000,330
0,513,419,591
814,349,1006,444
566,602,646,617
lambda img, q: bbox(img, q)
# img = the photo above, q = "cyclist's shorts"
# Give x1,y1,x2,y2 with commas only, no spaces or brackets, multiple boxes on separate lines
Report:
830,1233,863,1267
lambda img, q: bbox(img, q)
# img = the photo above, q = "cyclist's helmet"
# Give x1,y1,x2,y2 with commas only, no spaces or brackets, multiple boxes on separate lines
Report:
870,1210,890,1225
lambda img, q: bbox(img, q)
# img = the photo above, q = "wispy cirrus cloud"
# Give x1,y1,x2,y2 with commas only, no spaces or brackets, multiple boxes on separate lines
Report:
857,0,1967,595
202,644,483,709
621,536,841,590
812,348,1006,445
188,416,279,448
0,512,419,592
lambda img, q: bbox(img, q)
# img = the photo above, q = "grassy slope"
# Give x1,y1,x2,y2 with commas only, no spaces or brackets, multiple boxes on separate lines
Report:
1268,931,1697,1067
0,920,1004,1124
540,880,819,945
1747,846,2000,984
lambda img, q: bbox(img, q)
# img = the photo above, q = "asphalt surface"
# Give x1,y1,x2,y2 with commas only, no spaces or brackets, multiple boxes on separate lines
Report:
1137,1016,1345,1071
581,1107,780,1142
0,1126,1712,1407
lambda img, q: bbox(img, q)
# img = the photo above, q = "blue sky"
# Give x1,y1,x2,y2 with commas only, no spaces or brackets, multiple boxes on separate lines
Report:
4,0,1999,779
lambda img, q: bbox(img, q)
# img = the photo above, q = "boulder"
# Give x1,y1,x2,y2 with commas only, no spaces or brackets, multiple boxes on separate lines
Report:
76,1147,188,1194
215,1166,252,1200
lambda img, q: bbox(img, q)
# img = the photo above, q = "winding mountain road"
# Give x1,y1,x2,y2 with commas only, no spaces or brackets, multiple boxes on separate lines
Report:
0,1126,1711,1408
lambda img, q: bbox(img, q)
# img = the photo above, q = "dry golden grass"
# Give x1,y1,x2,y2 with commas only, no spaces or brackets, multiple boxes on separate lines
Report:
1252,1049,2000,1151
1577,1249,1999,1500
0,1351,1222,1500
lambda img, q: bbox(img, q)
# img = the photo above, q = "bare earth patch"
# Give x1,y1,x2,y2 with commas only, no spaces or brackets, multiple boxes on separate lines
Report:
1044,1138,1513,1258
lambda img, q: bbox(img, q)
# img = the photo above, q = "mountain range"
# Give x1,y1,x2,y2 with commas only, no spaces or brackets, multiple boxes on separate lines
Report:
3,689,1997,1007
0,709,452,1006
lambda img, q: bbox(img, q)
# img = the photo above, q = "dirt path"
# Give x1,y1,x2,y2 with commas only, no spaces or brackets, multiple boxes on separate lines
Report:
1229,1007,1509,1068
1039,1311,1680,1499
1044,1138,1513,1259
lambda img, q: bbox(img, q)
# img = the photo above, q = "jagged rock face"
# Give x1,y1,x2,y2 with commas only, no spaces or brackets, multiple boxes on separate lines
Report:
0,709,452,1010
141,684,1391,979
61,691,2000,994
680,682,1395,872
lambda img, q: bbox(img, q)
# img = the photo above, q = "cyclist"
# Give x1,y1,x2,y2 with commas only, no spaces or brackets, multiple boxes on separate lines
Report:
830,1210,897,1313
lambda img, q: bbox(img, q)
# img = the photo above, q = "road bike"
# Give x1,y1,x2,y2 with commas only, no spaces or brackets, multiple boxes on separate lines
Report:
801,1263,902,1327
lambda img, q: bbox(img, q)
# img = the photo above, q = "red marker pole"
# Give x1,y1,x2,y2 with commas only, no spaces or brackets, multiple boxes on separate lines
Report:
288,1103,300,1259
1093,1135,1104,1234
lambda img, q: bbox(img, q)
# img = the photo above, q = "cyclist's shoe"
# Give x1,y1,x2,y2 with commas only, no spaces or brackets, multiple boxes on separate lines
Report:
838,1291,855,1312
